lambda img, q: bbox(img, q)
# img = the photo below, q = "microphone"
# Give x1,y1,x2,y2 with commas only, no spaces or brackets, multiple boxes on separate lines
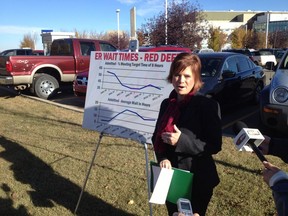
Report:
232,121,268,162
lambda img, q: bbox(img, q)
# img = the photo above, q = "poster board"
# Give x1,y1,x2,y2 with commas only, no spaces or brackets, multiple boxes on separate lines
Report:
82,51,178,144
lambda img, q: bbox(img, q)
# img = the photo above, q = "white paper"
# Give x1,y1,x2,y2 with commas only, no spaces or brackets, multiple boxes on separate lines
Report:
149,167,174,204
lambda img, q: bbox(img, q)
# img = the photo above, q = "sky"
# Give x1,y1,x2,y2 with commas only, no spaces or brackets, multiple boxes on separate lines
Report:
0,0,287,51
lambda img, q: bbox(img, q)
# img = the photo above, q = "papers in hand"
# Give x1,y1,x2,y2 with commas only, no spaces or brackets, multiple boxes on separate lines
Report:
149,166,173,204
149,162,193,204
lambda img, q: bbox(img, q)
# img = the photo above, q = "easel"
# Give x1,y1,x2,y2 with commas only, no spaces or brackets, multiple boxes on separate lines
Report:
74,132,156,216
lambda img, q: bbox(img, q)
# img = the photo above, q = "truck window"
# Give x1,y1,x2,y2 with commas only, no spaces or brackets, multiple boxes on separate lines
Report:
80,42,96,56
100,42,117,51
50,40,73,56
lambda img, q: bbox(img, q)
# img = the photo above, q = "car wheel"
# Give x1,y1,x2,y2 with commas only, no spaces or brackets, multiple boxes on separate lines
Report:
33,74,59,99
252,83,263,104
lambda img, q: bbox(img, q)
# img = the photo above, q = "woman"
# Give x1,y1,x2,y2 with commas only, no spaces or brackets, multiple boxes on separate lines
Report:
152,53,222,216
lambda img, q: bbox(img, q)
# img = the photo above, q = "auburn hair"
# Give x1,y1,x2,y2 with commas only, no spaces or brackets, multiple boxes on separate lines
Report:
167,53,203,94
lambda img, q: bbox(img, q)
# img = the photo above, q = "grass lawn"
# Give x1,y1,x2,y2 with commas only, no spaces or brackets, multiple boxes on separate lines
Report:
0,90,285,215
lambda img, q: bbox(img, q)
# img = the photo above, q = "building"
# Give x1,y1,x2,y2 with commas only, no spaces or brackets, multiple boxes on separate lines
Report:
201,10,288,49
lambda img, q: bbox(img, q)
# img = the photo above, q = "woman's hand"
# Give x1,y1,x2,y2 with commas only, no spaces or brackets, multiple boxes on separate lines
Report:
160,159,172,169
161,125,181,146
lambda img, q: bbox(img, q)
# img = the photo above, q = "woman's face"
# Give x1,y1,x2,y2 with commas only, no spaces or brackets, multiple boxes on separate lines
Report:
172,66,195,100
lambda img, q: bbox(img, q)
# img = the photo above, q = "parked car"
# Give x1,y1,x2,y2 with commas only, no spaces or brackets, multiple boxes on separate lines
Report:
0,48,44,56
259,48,284,57
250,50,277,67
260,50,288,134
275,50,286,64
73,71,88,98
198,52,266,109
221,49,255,62
138,45,191,53
193,48,214,53
0,38,116,99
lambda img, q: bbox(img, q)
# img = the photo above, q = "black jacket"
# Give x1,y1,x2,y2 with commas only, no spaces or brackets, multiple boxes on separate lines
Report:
152,93,222,190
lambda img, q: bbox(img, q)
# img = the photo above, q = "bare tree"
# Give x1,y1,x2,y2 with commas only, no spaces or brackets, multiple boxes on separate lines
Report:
104,31,130,50
73,29,129,50
269,30,288,48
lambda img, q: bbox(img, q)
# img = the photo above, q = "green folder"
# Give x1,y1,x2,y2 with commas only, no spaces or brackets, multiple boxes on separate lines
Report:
150,161,194,204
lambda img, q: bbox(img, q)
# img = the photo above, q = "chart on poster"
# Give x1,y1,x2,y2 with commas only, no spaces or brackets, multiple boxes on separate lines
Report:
82,51,177,144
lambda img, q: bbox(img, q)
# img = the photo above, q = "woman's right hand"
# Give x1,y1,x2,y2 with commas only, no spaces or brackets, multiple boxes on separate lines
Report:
160,159,172,169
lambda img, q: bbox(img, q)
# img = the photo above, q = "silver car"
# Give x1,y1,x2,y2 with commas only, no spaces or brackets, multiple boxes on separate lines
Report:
260,50,288,134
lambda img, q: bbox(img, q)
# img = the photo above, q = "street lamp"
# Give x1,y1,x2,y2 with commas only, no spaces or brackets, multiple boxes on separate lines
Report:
116,9,120,49
265,11,270,48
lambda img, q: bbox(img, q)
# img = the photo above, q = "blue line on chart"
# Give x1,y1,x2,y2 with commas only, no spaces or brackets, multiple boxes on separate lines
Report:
101,109,156,122
107,71,161,90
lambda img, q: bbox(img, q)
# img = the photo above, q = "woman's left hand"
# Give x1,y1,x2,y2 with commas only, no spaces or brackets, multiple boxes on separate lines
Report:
161,125,181,146
160,159,172,169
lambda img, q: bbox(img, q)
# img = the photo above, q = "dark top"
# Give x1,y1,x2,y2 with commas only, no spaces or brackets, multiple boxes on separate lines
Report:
152,93,222,190
271,180,288,216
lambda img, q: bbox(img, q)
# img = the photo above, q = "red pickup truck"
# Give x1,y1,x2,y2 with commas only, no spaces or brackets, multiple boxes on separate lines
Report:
0,38,117,99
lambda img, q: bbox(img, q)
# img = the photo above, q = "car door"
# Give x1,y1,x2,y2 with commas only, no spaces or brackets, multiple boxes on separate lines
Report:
219,56,240,104
235,55,256,100
76,41,96,73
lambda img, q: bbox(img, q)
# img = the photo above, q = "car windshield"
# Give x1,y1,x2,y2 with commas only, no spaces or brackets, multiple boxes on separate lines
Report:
259,51,273,55
279,52,288,70
200,57,222,77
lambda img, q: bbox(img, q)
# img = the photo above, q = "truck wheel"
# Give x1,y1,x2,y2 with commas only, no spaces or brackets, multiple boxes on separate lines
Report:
33,74,59,99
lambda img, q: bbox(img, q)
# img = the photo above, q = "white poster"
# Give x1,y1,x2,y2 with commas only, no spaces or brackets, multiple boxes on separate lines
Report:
82,51,177,144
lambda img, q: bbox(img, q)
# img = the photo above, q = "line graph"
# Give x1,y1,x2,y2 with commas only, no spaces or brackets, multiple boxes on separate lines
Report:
106,70,161,90
101,67,166,94
101,108,157,122
83,51,175,144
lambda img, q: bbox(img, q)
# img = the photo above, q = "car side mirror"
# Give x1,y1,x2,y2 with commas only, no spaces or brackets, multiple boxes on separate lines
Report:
222,70,236,78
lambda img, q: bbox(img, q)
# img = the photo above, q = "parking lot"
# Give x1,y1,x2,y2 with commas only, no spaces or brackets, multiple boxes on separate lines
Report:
0,68,280,139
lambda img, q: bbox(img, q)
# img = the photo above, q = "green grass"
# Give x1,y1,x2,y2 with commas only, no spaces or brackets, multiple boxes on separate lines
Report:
0,91,285,215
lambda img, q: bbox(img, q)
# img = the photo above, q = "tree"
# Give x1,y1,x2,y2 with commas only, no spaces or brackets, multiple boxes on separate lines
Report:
269,30,288,48
136,30,146,46
19,33,38,49
230,28,247,49
105,31,130,50
230,27,268,49
73,29,129,50
139,0,206,49
208,27,227,51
